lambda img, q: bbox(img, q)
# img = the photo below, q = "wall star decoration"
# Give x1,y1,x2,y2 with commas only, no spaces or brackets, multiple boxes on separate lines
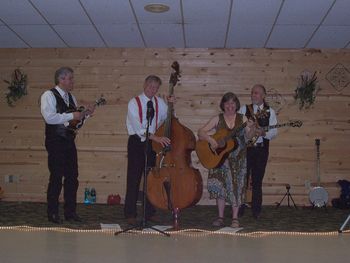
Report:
326,63,350,92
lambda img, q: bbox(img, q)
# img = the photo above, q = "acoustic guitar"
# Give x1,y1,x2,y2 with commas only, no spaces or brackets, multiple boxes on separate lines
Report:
196,122,248,169
66,96,106,132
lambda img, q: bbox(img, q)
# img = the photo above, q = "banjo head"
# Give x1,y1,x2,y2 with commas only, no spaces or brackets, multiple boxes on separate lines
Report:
309,187,328,207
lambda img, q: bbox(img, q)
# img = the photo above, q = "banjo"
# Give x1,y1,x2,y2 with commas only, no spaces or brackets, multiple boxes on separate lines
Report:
309,138,328,207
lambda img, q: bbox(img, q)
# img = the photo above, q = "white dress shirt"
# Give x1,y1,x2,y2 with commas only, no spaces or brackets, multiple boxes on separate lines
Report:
238,104,277,143
40,86,77,125
126,92,168,141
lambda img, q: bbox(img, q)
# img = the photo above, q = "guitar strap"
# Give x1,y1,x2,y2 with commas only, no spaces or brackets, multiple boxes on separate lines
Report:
135,96,159,130
247,104,254,118
67,92,77,109
246,104,262,147
247,104,260,128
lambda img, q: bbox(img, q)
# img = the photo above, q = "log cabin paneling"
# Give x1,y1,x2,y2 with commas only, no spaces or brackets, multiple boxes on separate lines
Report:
0,48,349,206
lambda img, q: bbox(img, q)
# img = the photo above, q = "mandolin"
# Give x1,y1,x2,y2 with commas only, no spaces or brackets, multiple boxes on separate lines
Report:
66,96,106,132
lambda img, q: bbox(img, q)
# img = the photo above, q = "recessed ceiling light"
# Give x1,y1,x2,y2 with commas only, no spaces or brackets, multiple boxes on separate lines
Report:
144,3,170,13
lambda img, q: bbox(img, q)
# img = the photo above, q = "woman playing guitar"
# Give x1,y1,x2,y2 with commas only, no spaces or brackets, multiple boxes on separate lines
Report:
197,92,255,228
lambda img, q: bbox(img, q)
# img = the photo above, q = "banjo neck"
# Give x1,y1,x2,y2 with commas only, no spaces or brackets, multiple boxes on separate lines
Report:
315,138,321,186
261,120,302,131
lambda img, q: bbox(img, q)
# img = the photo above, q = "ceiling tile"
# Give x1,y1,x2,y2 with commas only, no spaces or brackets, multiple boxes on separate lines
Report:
0,0,348,49
183,0,231,24
185,24,226,48
31,0,90,25
307,26,350,48
81,0,135,24
277,0,333,25
97,24,143,47
182,0,231,47
230,0,282,25
132,0,181,23
0,26,28,48
141,23,183,48
53,25,105,47
11,25,66,47
0,0,46,25
267,25,317,48
226,25,271,48
323,0,350,26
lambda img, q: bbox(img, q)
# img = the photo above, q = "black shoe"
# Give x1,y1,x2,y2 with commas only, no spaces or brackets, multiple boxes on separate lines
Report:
238,204,246,218
253,213,261,220
48,214,61,224
126,217,137,226
146,215,161,224
65,214,82,222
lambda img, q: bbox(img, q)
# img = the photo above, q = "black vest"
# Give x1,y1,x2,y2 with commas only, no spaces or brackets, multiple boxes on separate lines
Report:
45,88,77,141
245,103,271,147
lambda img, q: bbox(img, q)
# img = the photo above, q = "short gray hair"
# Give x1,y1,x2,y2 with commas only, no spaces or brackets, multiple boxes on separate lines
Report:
54,67,74,85
144,75,162,86
252,84,266,94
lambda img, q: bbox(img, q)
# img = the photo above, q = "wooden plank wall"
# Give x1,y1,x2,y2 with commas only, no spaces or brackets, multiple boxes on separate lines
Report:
0,48,349,206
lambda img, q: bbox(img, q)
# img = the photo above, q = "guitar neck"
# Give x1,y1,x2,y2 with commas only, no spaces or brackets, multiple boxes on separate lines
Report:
263,123,290,131
81,100,100,114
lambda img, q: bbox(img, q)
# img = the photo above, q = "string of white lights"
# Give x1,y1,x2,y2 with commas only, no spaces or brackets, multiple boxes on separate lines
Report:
0,225,348,238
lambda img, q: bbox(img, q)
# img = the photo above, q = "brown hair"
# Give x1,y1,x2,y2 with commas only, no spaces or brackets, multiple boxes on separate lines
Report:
220,92,240,112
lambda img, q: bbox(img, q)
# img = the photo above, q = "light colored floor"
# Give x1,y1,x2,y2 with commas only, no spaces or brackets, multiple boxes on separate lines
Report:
0,230,349,263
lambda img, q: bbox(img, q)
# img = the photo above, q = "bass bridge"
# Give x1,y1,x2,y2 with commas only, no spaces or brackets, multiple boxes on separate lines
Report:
155,147,176,169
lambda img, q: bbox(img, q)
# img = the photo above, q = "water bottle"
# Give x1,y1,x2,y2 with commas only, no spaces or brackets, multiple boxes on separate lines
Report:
84,188,91,204
90,188,96,203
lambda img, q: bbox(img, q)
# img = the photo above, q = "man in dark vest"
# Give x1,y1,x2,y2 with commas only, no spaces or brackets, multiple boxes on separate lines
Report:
40,67,94,223
239,84,277,219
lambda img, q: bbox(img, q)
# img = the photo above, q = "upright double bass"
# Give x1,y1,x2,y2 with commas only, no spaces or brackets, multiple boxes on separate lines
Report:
147,62,202,228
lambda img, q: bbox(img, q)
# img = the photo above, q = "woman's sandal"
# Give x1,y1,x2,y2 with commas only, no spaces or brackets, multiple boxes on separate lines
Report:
231,218,240,228
212,217,225,227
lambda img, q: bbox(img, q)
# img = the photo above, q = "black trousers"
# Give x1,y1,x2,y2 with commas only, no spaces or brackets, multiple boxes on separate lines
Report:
124,135,156,219
45,137,78,217
247,146,269,216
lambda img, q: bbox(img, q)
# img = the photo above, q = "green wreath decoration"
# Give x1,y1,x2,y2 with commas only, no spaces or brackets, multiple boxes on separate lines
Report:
3,69,28,107
294,71,319,110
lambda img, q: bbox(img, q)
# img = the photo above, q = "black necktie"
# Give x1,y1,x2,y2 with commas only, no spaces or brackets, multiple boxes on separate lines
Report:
147,100,154,122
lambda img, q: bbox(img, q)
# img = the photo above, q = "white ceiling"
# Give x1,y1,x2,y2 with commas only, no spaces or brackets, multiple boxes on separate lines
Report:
0,0,349,49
